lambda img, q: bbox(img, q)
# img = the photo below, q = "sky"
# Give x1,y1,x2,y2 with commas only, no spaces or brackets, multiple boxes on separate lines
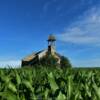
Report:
0,0,100,67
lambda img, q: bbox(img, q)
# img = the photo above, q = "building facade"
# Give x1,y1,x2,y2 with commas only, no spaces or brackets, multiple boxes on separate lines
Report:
21,34,62,67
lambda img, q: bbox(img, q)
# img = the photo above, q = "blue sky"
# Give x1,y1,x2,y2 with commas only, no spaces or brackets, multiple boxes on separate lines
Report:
0,0,100,67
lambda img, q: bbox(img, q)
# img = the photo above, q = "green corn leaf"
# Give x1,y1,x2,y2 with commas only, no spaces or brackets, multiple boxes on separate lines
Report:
2,76,11,83
93,83,100,100
22,80,34,92
85,83,91,97
56,92,66,100
8,82,17,93
75,91,80,100
44,88,49,99
67,76,72,100
16,72,21,85
0,91,17,100
47,72,58,92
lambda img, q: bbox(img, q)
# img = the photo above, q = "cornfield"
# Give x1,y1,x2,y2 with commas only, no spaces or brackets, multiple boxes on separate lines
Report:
0,67,100,100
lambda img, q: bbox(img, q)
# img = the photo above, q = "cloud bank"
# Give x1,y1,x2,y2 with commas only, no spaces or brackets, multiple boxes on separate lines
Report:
57,7,100,46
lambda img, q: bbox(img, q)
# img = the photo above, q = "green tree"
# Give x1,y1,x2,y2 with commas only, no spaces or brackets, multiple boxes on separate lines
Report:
60,56,72,69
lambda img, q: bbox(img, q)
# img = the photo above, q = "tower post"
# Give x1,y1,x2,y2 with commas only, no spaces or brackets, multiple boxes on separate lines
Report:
47,34,56,55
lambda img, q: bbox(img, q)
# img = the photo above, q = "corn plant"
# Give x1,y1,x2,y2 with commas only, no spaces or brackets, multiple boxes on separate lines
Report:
0,67,100,100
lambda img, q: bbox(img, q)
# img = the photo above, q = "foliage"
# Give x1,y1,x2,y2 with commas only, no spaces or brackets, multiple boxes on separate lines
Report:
38,55,72,69
39,54,58,67
0,67,100,100
60,56,72,68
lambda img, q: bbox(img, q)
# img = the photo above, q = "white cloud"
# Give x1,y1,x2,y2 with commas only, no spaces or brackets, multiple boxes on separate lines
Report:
56,6,100,67
56,7,100,46
0,60,21,68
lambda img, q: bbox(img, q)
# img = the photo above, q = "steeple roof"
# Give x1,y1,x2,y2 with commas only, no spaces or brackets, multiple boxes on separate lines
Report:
48,34,56,41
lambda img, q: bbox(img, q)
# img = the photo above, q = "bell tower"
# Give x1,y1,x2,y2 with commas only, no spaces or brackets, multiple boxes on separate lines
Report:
47,34,56,54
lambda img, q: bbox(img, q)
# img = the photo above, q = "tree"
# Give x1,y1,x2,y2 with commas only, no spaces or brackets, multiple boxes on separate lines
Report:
60,56,72,69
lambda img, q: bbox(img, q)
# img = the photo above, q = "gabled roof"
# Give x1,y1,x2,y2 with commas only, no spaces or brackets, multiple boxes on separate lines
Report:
22,50,48,62
22,52,36,61
22,49,62,62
